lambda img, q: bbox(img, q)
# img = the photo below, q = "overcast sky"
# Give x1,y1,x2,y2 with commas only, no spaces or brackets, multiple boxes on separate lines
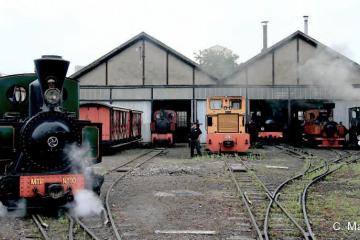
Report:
1,0,359,76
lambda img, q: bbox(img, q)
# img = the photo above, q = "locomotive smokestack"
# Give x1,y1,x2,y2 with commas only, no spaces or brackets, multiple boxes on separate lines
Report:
261,21,268,52
303,15,309,35
34,55,69,95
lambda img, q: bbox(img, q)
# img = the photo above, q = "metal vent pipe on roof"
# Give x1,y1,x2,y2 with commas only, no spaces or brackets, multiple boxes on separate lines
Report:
261,21,268,52
303,15,309,34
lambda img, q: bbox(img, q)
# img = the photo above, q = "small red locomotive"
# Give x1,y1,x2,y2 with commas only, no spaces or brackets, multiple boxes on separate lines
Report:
150,109,176,145
301,107,347,148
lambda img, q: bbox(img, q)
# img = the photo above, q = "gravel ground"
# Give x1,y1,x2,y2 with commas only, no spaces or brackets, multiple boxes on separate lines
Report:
106,144,317,239
0,144,347,240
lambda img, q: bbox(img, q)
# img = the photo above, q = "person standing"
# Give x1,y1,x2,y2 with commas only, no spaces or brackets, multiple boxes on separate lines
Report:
189,121,202,158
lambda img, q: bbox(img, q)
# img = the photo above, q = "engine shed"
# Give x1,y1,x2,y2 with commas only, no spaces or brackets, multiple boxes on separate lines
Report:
72,29,360,143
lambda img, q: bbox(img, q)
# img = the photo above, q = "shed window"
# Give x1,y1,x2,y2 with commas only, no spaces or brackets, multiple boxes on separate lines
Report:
210,100,222,110
177,111,187,127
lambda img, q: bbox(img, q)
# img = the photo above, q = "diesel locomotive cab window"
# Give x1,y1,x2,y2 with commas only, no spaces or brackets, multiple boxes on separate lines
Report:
230,100,241,109
210,99,222,110
7,86,26,103
207,116,213,126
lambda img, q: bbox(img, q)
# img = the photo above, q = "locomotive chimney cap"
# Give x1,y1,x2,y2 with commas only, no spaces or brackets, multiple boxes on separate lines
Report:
41,55,63,59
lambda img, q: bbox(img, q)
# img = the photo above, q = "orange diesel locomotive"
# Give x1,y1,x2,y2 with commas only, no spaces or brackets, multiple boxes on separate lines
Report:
206,96,250,153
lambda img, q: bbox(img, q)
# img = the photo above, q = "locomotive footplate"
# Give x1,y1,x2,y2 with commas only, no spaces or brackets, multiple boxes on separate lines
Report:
258,131,283,139
316,137,345,148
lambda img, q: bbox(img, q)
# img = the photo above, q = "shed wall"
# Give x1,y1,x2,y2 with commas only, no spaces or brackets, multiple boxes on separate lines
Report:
247,54,272,85
144,40,167,85
168,54,193,85
78,63,106,85
108,41,143,85
274,39,297,85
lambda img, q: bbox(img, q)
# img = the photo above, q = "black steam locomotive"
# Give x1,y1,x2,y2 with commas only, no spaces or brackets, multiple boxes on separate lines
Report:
247,111,285,143
0,56,103,208
150,109,177,145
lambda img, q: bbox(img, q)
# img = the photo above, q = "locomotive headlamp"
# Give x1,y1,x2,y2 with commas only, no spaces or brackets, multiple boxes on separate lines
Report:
44,88,61,105
357,135,360,141
261,127,265,131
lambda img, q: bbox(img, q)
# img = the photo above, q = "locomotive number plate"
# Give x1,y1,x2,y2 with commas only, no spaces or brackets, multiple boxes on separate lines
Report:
62,177,77,185
30,178,44,185
20,174,85,198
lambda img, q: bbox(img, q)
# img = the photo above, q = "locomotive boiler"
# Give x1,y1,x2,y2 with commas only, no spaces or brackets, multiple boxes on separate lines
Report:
0,56,103,208
150,109,176,145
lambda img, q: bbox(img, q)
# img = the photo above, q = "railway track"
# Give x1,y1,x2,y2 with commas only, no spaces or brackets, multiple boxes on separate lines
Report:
222,146,314,240
301,150,360,239
31,213,94,240
28,149,165,240
77,148,165,240
264,148,356,240
222,145,353,240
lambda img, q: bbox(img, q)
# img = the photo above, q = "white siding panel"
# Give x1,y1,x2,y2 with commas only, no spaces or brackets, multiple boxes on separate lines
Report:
197,101,207,143
153,88,193,99
195,87,246,99
80,88,110,100
112,88,151,100
333,100,360,129
112,101,152,142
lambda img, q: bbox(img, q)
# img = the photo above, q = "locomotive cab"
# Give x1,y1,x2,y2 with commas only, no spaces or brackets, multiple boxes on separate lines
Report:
206,96,250,153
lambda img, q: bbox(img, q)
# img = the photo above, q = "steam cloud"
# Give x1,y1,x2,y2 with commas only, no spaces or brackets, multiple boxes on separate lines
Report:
299,46,360,100
0,202,7,217
71,189,104,217
65,143,105,217
0,199,26,218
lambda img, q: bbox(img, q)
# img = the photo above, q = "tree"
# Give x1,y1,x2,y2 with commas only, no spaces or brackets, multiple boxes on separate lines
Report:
194,45,240,80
